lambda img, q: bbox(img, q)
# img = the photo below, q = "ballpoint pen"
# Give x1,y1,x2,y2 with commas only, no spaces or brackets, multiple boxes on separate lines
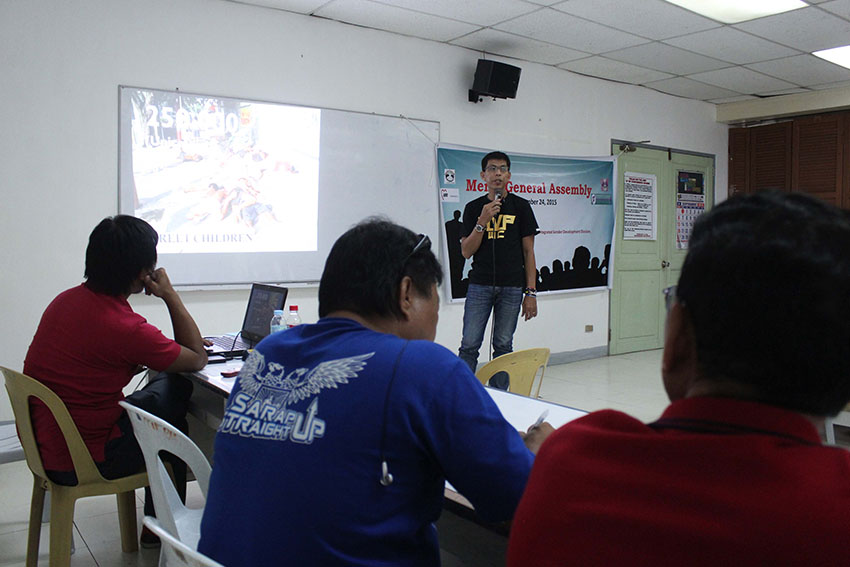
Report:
530,409,549,431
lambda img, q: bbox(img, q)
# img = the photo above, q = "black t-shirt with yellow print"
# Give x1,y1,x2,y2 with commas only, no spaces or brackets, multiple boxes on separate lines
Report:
462,193,539,287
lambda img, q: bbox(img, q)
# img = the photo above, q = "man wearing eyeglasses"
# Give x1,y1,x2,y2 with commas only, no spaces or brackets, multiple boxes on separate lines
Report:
458,151,539,378
200,218,553,567
507,191,850,565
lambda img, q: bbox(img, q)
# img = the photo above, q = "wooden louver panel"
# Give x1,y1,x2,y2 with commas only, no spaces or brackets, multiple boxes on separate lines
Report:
749,122,792,193
728,128,749,196
793,114,843,206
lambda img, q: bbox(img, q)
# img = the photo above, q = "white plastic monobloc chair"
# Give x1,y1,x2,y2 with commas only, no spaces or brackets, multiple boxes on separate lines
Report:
143,517,225,567
119,401,212,551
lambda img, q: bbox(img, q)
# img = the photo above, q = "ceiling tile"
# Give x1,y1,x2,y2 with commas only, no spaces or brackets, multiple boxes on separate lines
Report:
236,0,331,13
452,28,588,65
374,0,539,26
734,6,850,52
232,0,850,101
688,66,797,94
552,0,719,40
314,0,479,42
709,94,759,103
605,42,731,75
558,56,673,84
810,79,850,90
759,87,812,96
818,0,850,18
663,26,801,64
643,77,741,100
746,54,850,86
494,8,650,53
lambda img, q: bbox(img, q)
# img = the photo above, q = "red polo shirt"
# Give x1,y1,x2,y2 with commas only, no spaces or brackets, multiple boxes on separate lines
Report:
23,284,181,470
508,397,850,566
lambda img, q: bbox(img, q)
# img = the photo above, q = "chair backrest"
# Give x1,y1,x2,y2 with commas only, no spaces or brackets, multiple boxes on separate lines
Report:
119,401,211,543
475,348,551,398
2,366,105,484
143,517,225,567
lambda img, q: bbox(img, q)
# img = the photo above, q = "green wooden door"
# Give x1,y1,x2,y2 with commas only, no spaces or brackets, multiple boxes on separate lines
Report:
609,144,714,355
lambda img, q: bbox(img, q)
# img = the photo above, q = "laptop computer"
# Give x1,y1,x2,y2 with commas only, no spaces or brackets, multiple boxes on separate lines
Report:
206,283,289,353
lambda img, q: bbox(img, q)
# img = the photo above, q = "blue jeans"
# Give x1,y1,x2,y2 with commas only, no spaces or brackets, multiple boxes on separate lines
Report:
459,283,523,373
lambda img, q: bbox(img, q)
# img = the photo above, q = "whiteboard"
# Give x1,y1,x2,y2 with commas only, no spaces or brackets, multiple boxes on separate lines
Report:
119,86,440,286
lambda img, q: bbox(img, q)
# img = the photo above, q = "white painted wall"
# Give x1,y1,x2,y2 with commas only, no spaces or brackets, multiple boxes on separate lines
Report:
0,0,728,421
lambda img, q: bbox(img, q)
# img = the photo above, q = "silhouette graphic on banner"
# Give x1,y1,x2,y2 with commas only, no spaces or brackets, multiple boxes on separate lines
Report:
443,214,610,296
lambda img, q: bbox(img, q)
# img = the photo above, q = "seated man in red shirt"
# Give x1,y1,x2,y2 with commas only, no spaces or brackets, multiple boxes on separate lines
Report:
24,215,208,546
507,191,850,566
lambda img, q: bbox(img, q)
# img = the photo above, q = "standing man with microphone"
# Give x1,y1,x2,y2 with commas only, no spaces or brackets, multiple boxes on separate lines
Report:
458,151,540,382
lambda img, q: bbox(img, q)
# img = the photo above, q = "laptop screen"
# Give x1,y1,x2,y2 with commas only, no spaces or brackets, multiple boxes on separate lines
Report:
241,283,289,345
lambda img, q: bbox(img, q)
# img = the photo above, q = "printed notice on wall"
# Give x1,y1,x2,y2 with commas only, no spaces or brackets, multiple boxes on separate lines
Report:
623,172,656,240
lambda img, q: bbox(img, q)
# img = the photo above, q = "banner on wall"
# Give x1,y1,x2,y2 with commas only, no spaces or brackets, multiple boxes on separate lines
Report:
437,145,616,301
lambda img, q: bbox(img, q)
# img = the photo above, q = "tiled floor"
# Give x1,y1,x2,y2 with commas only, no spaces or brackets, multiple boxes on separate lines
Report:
537,348,669,423
1,349,847,566
0,458,204,566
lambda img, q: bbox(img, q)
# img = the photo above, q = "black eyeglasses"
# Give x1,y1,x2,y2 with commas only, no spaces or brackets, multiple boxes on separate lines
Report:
663,285,677,311
404,234,431,266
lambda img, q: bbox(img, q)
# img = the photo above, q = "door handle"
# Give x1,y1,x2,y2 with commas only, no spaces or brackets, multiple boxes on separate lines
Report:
661,260,670,268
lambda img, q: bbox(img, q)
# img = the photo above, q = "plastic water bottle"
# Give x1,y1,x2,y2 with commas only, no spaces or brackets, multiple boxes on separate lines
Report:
270,309,285,334
285,305,302,328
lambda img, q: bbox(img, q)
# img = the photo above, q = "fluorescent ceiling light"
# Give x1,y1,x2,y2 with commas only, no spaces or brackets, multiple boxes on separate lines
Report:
814,45,850,70
664,0,807,24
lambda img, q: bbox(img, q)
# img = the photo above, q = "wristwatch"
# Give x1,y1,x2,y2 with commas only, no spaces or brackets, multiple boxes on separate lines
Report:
475,223,485,233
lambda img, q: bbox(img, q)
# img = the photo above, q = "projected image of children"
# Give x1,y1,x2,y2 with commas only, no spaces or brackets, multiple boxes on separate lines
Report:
127,89,320,255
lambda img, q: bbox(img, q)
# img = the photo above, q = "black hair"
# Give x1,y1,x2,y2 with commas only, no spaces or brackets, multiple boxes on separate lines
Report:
677,191,850,416
481,151,511,172
318,218,443,319
84,215,158,296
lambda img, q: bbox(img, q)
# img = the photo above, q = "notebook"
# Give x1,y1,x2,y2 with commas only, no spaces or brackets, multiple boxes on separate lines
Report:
206,283,289,353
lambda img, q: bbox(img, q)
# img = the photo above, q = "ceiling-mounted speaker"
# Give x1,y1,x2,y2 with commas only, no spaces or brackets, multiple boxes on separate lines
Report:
469,59,521,103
